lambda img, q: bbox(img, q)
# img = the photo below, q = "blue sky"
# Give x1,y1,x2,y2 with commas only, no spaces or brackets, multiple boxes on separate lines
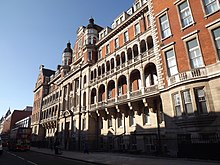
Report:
0,0,134,117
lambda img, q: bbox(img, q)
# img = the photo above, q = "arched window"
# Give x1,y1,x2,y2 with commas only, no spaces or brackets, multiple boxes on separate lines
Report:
91,88,96,104
144,63,158,87
147,36,154,50
111,58,115,70
140,40,146,53
133,44,139,57
127,48,132,61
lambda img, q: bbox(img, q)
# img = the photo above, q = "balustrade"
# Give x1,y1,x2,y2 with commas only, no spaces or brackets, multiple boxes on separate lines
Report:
130,90,141,97
168,68,207,86
118,94,127,101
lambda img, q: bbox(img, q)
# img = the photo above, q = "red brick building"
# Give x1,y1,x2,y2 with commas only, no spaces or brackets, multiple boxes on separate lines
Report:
31,65,55,141
152,0,220,158
1,107,32,135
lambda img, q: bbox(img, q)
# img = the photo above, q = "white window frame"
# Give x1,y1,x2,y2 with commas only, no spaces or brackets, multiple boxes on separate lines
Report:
134,23,140,36
194,87,208,114
135,1,141,11
98,50,102,60
182,90,194,115
212,27,220,60
115,38,119,49
206,19,220,61
172,93,182,117
106,44,110,55
159,13,171,39
186,38,204,69
202,0,220,16
177,0,194,28
165,49,178,77
124,31,129,43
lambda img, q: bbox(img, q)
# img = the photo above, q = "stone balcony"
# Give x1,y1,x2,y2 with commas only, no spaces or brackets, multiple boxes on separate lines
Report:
168,67,207,86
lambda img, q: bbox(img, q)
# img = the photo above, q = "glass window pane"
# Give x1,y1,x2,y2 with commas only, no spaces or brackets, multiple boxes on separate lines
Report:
204,0,219,14
176,106,182,116
182,90,193,114
179,1,188,10
165,49,178,76
213,27,220,37
212,27,220,59
160,14,167,22
188,39,198,49
179,1,193,27
187,39,203,68
160,14,171,38
173,93,182,116
195,88,208,114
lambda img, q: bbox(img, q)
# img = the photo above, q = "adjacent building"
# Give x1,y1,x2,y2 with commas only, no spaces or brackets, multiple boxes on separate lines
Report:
0,106,32,140
31,65,55,141
31,0,220,159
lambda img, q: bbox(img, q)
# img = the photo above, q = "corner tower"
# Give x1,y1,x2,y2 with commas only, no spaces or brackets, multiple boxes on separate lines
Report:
62,42,72,66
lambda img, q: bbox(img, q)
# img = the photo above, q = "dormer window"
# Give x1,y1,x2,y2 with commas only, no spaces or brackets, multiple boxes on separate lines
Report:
120,16,123,23
135,1,141,10
116,20,119,26
101,33,104,39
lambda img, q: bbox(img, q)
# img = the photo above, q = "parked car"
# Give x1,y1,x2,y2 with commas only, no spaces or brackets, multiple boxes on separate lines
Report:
0,136,3,155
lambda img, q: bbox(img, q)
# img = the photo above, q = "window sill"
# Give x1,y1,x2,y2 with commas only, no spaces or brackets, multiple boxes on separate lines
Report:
161,34,173,42
204,9,220,19
181,22,196,32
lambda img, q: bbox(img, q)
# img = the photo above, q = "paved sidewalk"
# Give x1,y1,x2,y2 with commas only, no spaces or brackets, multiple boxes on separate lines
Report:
31,147,220,165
